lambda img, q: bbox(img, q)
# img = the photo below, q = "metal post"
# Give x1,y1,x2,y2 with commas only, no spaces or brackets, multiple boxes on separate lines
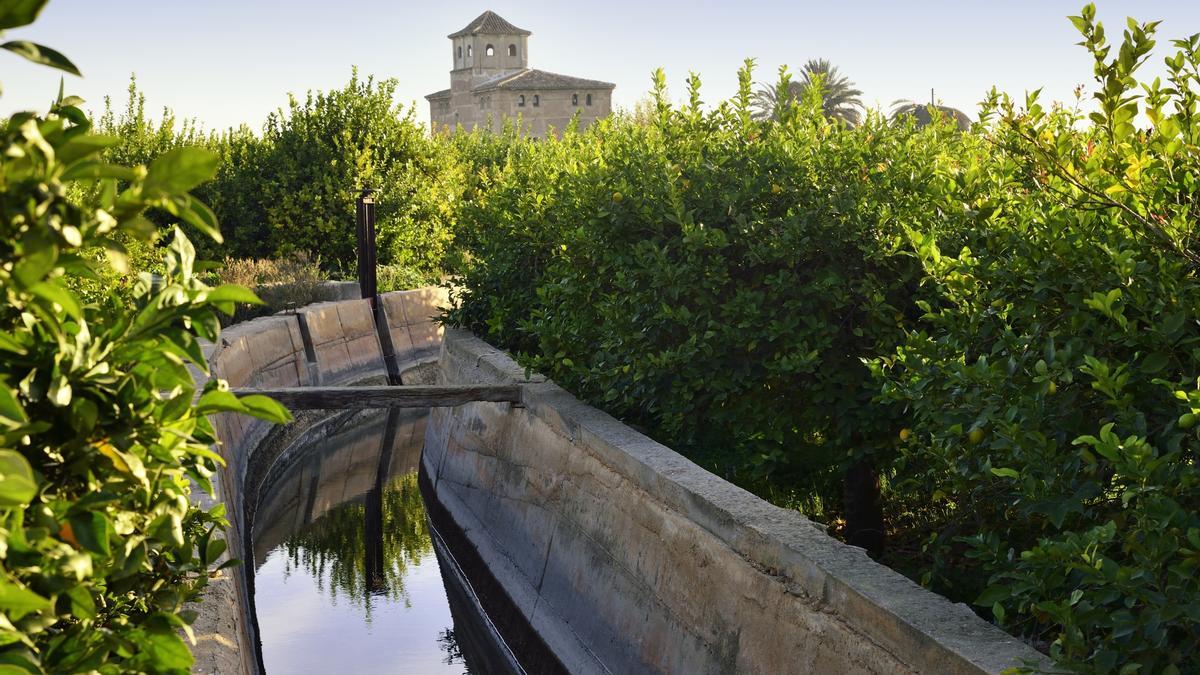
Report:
356,187,377,301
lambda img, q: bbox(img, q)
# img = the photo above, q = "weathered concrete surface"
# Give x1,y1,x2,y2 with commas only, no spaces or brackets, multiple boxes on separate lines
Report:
186,288,448,673
252,409,427,563
317,280,360,301
379,286,449,375
424,329,1051,675
294,298,385,386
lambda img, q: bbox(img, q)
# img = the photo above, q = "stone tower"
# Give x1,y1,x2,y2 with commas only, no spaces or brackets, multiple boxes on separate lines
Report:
448,10,530,91
427,11,615,137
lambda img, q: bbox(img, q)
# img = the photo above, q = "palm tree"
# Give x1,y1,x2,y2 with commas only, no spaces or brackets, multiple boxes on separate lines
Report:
889,99,972,130
752,59,864,126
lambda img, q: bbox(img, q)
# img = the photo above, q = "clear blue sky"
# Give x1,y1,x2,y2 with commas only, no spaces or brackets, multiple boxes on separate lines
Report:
3,1,1199,132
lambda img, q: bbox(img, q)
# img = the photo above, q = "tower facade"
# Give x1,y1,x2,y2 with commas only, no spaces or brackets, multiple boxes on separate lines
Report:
427,11,614,137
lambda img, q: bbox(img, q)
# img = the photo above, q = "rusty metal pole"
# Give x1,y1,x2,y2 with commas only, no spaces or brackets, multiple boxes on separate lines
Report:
356,187,402,385
356,187,377,301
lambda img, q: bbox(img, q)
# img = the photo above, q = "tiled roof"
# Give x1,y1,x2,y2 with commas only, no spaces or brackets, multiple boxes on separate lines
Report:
472,69,615,93
425,88,452,100
448,11,531,38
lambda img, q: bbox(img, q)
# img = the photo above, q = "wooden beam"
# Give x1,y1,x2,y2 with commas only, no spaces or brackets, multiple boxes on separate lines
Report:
233,384,523,410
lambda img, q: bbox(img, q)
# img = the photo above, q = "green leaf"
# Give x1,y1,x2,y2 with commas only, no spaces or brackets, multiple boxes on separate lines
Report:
990,467,1020,479
204,538,227,564
0,451,37,508
164,194,223,243
64,584,95,620
26,281,81,320
139,629,193,671
56,134,117,164
974,585,1011,606
205,284,262,306
195,389,242,415
0,580,50,620
0,0,47,30
67,511,111,556
143,147,219,196
61,159,137,182
237,394,292,424
0,41,79,76
0,386,27,428
1140,352,1170,373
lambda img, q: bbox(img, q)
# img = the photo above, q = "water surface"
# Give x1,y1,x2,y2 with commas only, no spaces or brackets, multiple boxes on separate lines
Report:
252,409,482,674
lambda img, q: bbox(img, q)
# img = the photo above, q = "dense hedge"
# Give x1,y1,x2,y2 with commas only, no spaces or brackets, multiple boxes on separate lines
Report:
447,9,1200,673
94,73,463,280
0,3,289,671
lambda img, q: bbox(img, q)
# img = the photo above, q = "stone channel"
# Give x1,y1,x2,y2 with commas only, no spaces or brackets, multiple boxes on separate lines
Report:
188,287,1048,674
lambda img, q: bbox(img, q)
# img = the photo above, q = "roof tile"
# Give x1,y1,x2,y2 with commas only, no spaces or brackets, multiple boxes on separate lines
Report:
448,11,531,38
472,69,615,92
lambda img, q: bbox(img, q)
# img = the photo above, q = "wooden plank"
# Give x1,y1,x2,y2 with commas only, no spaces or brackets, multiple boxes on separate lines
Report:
233,384,523,410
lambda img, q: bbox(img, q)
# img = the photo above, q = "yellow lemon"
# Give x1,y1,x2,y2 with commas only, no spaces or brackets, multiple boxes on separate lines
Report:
968,427,985,445
899,428,911,441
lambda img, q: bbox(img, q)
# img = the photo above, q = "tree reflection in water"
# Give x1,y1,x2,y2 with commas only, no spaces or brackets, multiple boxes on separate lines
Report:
279,471,433,619
438,627,474,672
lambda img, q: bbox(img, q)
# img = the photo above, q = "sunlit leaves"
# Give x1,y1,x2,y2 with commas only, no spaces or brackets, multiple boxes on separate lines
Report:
0,41,79,76
0,0,48,30
0,452,37,507
0,16,292,671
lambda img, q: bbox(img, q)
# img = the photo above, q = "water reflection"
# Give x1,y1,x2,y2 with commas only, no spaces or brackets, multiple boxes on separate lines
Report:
252,409,483,674
277,472,430,616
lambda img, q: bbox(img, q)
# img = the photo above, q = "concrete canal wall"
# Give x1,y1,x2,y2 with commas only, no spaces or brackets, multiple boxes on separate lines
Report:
423,329,1051,674
187,287,448,674
187,285,1049,674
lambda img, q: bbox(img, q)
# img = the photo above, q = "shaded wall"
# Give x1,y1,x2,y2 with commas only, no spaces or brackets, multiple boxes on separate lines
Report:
423,329,1051,674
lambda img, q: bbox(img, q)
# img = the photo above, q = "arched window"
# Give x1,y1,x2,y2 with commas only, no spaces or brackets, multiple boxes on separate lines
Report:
586,94,593,106
518,95,525,107
485,44,495,57
508,44,517,57
467,45,472,58
572,93,579,106
456,46,462,59
532,94,539,107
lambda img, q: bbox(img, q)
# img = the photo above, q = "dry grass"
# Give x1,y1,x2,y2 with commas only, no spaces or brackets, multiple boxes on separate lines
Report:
216,253,325,323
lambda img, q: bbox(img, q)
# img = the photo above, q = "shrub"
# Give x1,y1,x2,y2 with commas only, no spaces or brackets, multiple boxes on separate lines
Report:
0,4,288,671
447,7,1200,671
93,74,465,278
874,9,1200,670
447,64,980,547
220,72,465,276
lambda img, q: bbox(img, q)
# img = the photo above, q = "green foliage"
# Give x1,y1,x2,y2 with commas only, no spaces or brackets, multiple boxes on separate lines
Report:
207,71,464,276
448,8,1200,672
92,73,464,282
0,9,290,671
0,1,78,77
876,8,1200,670
752,59,865,125
448,60,974,513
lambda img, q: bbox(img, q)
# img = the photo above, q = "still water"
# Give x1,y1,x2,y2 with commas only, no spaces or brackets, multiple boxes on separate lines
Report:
252,409,500,674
